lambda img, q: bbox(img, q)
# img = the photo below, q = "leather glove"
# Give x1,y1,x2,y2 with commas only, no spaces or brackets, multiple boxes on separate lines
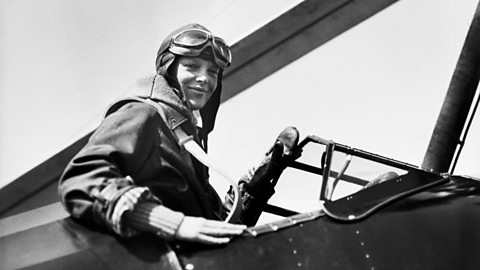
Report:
243,126,301,199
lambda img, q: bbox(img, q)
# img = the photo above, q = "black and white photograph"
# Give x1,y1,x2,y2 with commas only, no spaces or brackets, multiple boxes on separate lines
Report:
1,0,480,269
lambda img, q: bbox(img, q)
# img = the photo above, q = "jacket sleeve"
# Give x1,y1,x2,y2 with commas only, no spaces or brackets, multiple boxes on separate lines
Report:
58,102,173,236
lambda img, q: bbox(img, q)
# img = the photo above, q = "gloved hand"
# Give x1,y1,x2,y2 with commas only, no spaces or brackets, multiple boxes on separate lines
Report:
243,126,301,199
225,126,302,226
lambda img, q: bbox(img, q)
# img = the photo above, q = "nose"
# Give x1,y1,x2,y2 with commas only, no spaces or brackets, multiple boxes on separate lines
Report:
196,70,209,84
196,74,207,83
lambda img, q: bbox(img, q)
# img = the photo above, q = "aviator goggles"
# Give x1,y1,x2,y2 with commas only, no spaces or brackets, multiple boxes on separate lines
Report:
169,29,232,69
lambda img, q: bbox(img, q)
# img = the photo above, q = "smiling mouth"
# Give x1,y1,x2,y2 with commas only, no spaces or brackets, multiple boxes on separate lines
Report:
189,87,208,93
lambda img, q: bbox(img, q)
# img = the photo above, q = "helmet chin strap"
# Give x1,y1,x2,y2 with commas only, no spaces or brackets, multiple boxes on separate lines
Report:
173,86,199,128
162,57,192,110
172,87,189,107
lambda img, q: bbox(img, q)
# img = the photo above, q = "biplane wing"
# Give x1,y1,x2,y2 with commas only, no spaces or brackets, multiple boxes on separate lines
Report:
1,175,480,270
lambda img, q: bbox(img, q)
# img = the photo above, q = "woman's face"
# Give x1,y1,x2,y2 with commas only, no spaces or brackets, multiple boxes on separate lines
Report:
173,56,219,110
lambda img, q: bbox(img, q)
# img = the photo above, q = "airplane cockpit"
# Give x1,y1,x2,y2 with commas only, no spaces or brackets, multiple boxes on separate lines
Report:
244,135,450,237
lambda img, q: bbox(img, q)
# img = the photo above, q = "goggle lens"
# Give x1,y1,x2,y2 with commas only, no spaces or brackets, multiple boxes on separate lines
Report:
174,30,209,47
213,37,231,64
171,29,232,68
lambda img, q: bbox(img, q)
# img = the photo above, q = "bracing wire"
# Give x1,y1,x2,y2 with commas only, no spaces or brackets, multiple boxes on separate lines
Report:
450,86,480,174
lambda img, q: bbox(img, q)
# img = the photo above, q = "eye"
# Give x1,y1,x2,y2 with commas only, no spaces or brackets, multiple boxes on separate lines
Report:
184,62,199,69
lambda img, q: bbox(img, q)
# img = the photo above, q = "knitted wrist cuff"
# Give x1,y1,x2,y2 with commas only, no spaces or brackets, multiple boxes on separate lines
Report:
123,202,185,239
109,186,154,237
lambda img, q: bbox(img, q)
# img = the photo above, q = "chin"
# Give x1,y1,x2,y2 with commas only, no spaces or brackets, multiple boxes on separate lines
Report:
188,100,208,110
189,103,204,110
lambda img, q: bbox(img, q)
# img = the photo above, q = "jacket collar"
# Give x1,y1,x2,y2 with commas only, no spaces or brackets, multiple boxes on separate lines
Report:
132,74,195,130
